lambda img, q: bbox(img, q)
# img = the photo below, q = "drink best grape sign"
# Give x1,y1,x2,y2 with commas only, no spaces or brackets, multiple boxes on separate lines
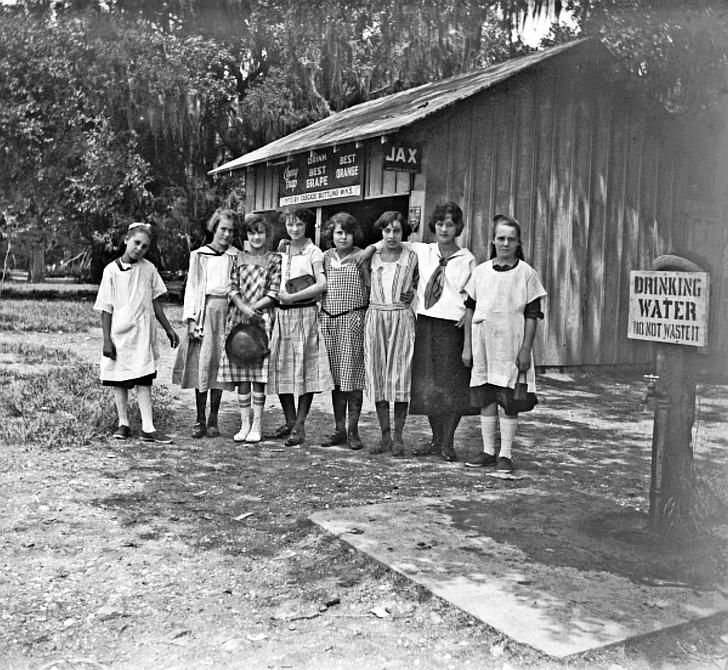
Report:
628,271,710,347
279,145,363,207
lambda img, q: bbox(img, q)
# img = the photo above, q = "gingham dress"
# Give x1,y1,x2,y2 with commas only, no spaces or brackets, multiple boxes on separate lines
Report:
320,249,369,392
217,251,281,384
364,247,418,402
267,240,333,396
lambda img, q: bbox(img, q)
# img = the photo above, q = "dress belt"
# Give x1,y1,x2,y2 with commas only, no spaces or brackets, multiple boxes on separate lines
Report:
321,304,368,318
368,303,409,311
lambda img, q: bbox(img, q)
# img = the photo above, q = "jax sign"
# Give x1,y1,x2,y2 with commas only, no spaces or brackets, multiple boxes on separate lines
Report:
628,271,710,347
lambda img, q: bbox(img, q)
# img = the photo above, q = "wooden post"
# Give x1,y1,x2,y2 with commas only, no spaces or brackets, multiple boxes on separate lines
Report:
649,343,697,534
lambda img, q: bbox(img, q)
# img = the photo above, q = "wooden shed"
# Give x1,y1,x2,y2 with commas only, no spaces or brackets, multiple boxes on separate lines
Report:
211,38,685,368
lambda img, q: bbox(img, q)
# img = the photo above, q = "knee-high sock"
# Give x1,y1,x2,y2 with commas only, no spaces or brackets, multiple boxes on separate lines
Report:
499,415,518,460
114,387,129,427
237,392,252,433
137,386,155,433
251,391,265,420
479,414,498,456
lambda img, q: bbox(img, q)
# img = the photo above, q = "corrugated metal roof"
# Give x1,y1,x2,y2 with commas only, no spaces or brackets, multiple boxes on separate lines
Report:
210,37,593,174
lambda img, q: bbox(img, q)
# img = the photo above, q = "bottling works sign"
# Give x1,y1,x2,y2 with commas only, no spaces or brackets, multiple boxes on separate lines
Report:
279,145,363,206
628,271,710,346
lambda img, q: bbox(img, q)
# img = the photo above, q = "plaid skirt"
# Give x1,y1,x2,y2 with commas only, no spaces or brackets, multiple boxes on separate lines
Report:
409,315,477,416
267,306,333,396
320,308,366,391
217,309,273,384
172,296,235,392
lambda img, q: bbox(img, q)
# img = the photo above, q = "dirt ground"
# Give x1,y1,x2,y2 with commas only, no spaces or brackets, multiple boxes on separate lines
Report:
1,318,728,670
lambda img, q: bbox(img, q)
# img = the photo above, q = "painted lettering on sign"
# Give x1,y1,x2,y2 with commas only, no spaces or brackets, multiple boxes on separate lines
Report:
628,271,710,347
382,141,422,172
279,145,363,206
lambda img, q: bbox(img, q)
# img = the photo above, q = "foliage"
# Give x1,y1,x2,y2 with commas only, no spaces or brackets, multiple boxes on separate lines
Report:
0,352,174,449
3,0,728,280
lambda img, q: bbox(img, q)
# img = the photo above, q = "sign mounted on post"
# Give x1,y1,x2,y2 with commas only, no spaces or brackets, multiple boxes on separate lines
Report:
628,271,710,347
279,145,363,207
382,141,422,172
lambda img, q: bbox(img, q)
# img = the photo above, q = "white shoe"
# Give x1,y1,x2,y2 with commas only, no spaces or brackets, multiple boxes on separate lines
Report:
233,407,251,442
245,418,262,443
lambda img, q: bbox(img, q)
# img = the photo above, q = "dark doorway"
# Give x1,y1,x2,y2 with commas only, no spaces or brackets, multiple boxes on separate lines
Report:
321,196,410,249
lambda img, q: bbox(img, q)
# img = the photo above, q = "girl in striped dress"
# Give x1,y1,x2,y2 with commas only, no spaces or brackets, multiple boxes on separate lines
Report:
267,207,332,446
319,213,369,451
364,212,418,457
217,214,282,443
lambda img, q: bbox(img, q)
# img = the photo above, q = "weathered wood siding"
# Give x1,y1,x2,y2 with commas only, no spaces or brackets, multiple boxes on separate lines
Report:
401,53,681,367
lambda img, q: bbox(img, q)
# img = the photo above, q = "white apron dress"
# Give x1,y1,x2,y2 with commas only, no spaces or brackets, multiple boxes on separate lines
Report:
93,258,167,383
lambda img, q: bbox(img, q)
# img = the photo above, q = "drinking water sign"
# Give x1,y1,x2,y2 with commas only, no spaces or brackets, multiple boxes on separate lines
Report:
628,271,710,347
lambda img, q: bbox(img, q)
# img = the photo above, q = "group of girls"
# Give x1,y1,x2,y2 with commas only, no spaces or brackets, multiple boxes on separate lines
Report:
96,202,546,474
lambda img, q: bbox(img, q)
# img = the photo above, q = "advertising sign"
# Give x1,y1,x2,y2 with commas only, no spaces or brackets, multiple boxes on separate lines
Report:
382,141,422,172
279,145,363,206
628,271,710,346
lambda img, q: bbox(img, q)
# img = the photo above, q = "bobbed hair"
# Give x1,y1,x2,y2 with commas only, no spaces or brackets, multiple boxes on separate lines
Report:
428,201,464,235
489,213,525,261
323,211,363,247
373,211,412,240
207,207,235,234
279,206,316,240
243,213,269,236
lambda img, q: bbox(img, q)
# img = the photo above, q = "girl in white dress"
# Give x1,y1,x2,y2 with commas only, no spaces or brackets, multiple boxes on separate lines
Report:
94,222,180,443
463,214,546,473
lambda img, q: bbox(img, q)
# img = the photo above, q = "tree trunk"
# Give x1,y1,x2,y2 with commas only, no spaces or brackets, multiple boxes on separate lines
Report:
28,245,46,283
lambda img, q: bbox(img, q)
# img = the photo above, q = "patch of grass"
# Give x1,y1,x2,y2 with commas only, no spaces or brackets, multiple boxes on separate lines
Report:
0,299,96,333
0,354,174,449
0,341,78,364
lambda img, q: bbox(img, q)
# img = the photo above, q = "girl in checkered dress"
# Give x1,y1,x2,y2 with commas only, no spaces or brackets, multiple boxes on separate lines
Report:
319,213,370,451
267,207,333,446
218,214,282,443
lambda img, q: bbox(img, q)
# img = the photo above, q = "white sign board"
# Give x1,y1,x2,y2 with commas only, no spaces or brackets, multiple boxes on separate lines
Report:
628,271,709,347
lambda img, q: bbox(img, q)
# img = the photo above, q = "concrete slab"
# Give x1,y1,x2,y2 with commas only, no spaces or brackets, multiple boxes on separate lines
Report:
310,490,728,658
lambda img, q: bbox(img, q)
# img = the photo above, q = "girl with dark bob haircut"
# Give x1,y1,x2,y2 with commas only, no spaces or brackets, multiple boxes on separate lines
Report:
323,212,365,248
374,210,413,239
279,206,316,240
243,212,270,237
319,211,369,449
427,201,464,236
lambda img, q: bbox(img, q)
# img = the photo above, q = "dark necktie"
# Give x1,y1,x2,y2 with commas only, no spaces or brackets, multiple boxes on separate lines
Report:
423,254,453,309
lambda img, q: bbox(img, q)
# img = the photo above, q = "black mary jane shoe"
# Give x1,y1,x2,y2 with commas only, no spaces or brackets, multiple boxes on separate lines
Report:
347,433,364,451
266,424,293,440
321,430,347,448
191,422,206,439
412,439,437,457
440,443,457,462
285,428,305,446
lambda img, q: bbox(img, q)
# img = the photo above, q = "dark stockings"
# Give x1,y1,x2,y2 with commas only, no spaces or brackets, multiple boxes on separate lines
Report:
278,393,297,428
195,389,223,426
331,389,348,437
